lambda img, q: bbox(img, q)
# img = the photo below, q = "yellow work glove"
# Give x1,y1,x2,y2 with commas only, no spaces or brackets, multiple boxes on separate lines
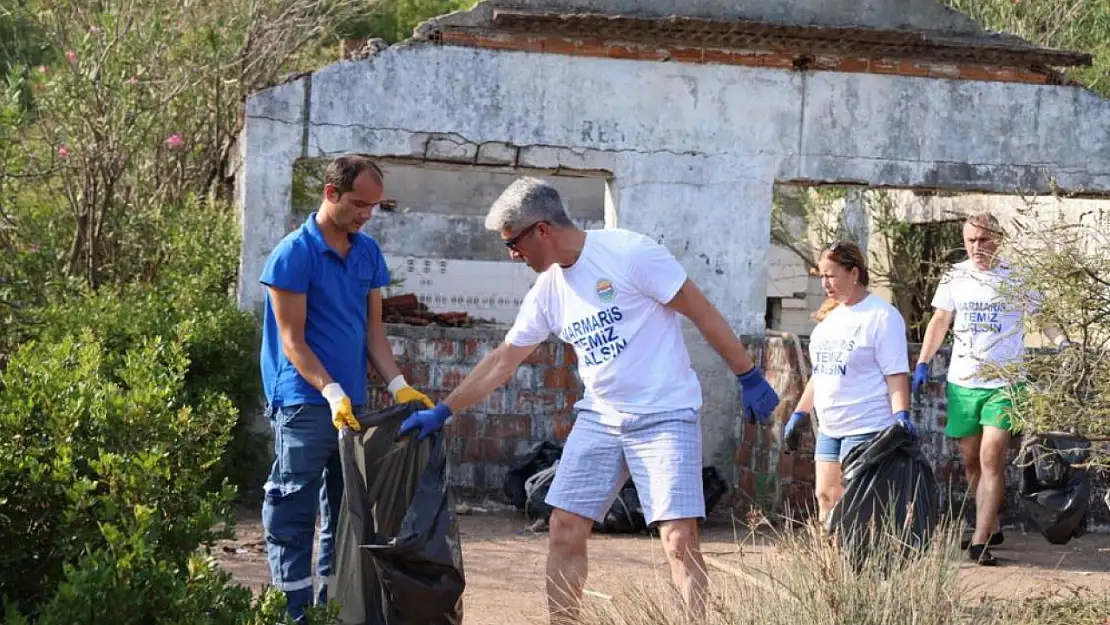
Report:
388,375,434,408
322,383,360,431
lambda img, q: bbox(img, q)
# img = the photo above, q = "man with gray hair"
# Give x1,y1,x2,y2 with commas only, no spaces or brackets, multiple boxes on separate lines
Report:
398,176,780,623
914,212,1069,566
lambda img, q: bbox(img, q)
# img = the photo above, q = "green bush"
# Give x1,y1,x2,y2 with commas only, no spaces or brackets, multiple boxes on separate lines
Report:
2,506,336,625
0,332,239,613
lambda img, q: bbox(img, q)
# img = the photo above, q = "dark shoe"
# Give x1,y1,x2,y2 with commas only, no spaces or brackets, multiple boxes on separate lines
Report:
968,544,997,566
961,531,1004,550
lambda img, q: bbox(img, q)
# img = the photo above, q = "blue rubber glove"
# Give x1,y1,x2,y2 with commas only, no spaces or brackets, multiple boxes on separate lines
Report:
737,366,780,425
894,409,916,440
911,362,929,395
398,402,452,440
783,411,807,452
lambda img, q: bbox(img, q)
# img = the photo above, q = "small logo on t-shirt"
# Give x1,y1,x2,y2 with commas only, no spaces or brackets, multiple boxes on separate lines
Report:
595,279,616,303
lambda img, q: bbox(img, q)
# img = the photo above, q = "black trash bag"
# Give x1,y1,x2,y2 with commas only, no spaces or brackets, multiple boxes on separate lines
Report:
1017,433,1091,545
596,479,647,534
504,440,563,510
703,466,729,515
826,423,939,567
333,402,465,625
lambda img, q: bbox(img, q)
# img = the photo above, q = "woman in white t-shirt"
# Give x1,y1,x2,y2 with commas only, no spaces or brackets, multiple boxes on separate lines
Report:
784,242,914,520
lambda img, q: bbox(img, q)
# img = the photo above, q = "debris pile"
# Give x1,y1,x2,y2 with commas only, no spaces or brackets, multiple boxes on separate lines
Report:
382,293,491,327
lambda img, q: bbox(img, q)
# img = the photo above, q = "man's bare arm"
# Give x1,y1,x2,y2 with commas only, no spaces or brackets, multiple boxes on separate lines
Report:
366,288,404,382
917,309,954,364
441,341,539,413
663,279,755,374
269,286,334,391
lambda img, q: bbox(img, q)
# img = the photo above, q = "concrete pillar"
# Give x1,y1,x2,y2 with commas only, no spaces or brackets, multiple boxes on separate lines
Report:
605,152,776,478
235,78,308,314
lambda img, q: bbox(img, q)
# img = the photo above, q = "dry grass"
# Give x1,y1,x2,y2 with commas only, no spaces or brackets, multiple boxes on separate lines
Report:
578,517,1110,625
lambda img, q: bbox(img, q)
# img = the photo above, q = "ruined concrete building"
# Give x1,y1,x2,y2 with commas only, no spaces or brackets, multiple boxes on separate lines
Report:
234,0,1110,494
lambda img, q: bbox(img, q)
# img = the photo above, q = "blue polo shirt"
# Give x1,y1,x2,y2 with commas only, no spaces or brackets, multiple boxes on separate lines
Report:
259,212,391,407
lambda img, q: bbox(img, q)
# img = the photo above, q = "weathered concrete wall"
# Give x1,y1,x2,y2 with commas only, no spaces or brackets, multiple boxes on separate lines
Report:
237,39,1110,475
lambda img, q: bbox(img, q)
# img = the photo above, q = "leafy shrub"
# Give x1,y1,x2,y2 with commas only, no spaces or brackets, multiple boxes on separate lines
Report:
0,331,239,615
24,196,268,498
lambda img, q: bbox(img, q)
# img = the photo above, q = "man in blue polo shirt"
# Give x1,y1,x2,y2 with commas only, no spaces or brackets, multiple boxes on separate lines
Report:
258,153,434,622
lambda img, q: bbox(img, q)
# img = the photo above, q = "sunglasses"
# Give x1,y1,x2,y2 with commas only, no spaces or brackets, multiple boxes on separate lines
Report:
503,221,547,251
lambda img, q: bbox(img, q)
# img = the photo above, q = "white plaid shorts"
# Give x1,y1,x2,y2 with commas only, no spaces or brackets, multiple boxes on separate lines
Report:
544,408,705,526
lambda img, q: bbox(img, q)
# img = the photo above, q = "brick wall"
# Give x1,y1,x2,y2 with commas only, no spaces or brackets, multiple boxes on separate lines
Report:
367,323,580,497
368,323,1108,530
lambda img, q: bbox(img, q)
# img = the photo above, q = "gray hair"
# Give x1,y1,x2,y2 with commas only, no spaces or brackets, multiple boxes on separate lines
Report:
964,211,1004,239
484,177,573,232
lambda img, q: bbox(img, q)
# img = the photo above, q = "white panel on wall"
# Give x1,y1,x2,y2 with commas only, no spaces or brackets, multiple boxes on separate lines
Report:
382,254,537,325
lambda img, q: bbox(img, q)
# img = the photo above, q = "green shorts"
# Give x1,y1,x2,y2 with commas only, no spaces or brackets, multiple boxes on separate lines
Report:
945,382,1025,439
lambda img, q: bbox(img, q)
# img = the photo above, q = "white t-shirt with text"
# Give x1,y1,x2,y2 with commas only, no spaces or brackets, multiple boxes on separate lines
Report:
504,228,702,425
932,259,1038,389
809,293,909,438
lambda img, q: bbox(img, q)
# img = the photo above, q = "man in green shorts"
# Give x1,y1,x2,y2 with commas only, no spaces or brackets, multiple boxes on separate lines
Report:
914,213,1068,565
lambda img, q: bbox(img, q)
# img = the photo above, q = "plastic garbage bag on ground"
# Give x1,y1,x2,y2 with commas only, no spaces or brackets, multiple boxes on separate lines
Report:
507,439,730,533
826,423,940,565
503,440,563,509
332,402,465,625
1017,432,1091,545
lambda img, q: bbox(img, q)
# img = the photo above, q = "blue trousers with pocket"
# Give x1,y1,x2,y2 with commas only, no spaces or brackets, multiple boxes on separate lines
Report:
261,403,353,622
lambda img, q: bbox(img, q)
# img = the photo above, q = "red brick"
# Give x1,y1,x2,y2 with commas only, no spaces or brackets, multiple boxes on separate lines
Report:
425,338,457,362
897,60,931,78
522,343,553,365
1012,70,1049,84
923,62,960,79
407,362,430,387
575,38,608,57
957,64,994,81
870,58,899,74
988,67,1019,81
542,37,578,55
446,413,479,439
461,437,503,463
438,31,473,46
606,44,640,60
544,367,573,389
837,57,871,73
762,54,795,69
736,441,752,468
562,347,577,366
703,49,764,67
512,391,544,414
742,423,756,445
667,46,704,63
812,55,839,71
777,454,795,479
737,467,755,498
486,414,532,439
793,458,816,483
552,410,574,440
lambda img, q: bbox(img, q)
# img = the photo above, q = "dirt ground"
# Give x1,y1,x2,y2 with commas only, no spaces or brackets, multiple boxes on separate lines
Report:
214,504,1110,625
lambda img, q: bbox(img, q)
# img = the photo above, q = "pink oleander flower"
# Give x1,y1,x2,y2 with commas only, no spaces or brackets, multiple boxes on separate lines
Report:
65,50,77,65
38,65,48,74
165,134,184,149
57,145,69,158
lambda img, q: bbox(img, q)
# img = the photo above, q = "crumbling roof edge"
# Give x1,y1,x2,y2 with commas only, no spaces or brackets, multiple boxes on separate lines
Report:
414,5,1092,69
